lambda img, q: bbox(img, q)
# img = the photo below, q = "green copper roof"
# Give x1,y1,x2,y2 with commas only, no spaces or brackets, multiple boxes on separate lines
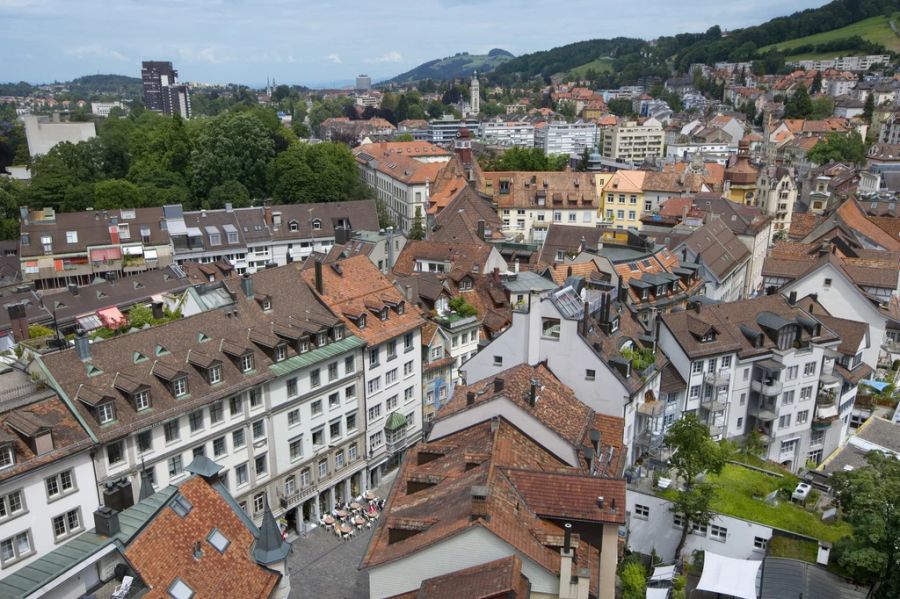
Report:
0,485,177,598
268,335,365,377
384,411,408,432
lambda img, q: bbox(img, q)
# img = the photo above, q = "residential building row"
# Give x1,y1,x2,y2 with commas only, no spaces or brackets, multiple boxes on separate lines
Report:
18,200,379,290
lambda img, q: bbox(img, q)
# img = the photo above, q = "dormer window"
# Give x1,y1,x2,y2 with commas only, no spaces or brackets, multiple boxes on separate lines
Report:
380,308,388,321
98,402,116,425
397,302,405,315
701,331,716,343
312,218,322,230
459,279,473,291
173,377,188,398
240,354,254,373
209,364,223,384
316,332,327,347
262,299,271,311
134,389,151,411
641,289,648,300
289,221,299,232
299,338,310,353
274,345,287,362
0,444,14,470
333,325,344,341
358,315,366,330
656,285,665,296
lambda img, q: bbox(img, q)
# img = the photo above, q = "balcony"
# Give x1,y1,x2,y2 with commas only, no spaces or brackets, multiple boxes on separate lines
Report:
434,313,479,331
751,379,783,397
813,402,839,429
701,394,727,412
819,372,841,391
749,401,777,421
816,389,837,407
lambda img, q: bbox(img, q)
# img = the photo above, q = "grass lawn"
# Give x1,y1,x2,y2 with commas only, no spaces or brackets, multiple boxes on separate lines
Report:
566,57,614,78
760,14,900,55
660,463,852,543
768,536,819,563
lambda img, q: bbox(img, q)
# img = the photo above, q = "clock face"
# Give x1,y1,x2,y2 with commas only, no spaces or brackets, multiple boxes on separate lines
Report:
745,191,754,200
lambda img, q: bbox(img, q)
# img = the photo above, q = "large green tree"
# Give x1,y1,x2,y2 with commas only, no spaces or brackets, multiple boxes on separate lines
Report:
93,179,145,209
269,142,368,203
831,452,900,598
482,147,569,171
664,414,729,557
784,84,813,119
807,132,867,166
190,111,274,200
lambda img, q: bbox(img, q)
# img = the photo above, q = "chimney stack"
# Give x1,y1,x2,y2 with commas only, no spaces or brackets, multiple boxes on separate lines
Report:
264,204,273,226
788,290,797,305
93,506,120,537
528,380,538,407
493,377,504,393
563,522,572,553
240,273,253,298
466,391,476,406
74,329,90,361
314,260,324,295
597,496,605,509
386,226,395,271
6,304,28,343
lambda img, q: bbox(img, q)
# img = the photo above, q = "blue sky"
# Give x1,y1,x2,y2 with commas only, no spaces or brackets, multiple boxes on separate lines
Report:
0,0,827,87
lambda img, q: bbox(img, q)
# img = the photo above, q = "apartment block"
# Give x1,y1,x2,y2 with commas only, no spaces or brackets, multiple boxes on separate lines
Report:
601,119,665,163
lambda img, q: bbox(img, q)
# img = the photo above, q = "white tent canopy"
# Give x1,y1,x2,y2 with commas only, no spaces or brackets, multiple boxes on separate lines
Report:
646,588,670,599
696,551,762,599
649,565,676,583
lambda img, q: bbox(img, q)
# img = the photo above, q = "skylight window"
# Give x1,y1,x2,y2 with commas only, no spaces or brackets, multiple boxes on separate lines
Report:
168,578,194,599
207,528,230,553
171,493,193,518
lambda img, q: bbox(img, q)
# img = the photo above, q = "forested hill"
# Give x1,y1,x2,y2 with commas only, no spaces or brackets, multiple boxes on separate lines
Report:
0,74,143,99
484,0,898,83
384,49,514,85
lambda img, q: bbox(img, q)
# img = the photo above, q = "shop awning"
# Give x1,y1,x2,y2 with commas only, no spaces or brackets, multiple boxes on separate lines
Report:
696,551,761,599
144,248,158,260
123,245,144,256
89,247,122,262
97,307,126,330
649,565,676,583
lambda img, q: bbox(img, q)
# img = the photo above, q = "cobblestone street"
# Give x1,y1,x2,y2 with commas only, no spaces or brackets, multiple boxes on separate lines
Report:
287,473,397,599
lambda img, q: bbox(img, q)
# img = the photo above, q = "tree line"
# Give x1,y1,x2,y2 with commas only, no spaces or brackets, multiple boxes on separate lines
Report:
0,103,369,240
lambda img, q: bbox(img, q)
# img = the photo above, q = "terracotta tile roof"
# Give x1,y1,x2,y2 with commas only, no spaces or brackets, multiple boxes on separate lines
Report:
354,142,450,186
504,469,625,524
393,240,494,279
796,298,867,356
430,186,504,245
870,216,900,244
788,213,823,240
544,262,601,286
301,255,425,346
399,555,530,599
362,420,605,598
662,294,840,360
831,199,900,251
124,476,280,599
0,371,92,483
680,215,751,280
481,171,600,210
443,363,592,446
39,264,341,443
605,170,645,194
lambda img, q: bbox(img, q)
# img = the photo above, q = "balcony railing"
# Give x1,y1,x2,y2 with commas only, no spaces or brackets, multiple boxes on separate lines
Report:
748,401,777,421
704,370,732,388
701,395,727,412
819,373,841,390
750,379,783,397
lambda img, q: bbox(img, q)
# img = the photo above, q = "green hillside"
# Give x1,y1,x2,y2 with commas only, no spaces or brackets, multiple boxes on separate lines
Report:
564,57,614,79
761,13,900,55
385,49,514,85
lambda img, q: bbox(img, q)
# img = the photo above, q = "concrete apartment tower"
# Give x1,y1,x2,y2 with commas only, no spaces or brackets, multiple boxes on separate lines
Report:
141,61,192,118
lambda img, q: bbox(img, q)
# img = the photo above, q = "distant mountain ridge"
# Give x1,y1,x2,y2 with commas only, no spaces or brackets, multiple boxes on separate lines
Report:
384,49,514,85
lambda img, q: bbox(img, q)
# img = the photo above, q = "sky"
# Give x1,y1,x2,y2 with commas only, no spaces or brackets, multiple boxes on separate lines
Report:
0,0,828,88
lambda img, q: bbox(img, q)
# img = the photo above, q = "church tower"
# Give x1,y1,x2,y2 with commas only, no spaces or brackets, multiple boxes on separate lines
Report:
470,71,480,116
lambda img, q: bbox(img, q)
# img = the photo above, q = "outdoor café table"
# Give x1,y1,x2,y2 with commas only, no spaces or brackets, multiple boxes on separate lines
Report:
323,515,335,525
350,502,362,510
353,516,366,526
364,491,375,500
339,523,352,534
336,509,348,518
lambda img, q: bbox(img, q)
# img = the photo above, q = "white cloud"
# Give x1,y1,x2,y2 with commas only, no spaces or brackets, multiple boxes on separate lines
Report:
365,51,403,64
175,45,231,64
326,53,342,64
64,44,127,61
